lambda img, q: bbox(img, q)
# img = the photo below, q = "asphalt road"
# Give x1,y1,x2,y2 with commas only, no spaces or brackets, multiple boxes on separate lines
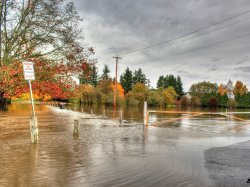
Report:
205,140,250,187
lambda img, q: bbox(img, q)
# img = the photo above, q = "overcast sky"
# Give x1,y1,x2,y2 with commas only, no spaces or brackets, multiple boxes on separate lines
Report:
74,0,250,91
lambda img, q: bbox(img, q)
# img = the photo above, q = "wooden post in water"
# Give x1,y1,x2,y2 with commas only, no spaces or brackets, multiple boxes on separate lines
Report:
146,111,149,126
29,116,39,143
119,110,123,124
225,108,230,119
73,119,80,135
143,102,147,126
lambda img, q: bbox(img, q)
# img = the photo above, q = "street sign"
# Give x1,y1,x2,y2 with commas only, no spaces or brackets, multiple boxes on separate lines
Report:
22,61,36,117
23,61,35,80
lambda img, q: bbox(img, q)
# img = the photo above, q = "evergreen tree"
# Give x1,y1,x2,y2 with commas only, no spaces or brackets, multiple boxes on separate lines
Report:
165,74,176,88
133,68,147,85
79,63,92,85
120,67,133,93
162,74,184,97
157,75,165,88
80,65,98,86
235,92,250,108
90,65,98,87
217,93,229,107
79,76,89,84
101,65,110,80
176,76,184,97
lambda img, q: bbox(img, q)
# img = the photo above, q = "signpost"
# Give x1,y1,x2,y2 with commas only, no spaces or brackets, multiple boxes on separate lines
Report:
23,61,38,143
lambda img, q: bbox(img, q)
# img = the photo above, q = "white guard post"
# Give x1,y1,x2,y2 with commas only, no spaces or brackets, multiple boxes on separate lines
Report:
143,102,147,126
73,119,80,135
119,110,123,124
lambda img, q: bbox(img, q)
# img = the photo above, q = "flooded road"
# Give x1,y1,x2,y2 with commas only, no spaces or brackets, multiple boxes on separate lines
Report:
0,103,250,186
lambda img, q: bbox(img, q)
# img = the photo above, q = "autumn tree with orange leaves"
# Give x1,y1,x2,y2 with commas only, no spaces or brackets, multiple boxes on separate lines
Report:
218,84,228,96
0,0,94,104
233,81,248,96
233,81,250,108
217,84,229,107
4,58,90,102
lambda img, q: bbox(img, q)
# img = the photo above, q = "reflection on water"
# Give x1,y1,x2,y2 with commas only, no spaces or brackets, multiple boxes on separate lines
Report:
0,103,250,186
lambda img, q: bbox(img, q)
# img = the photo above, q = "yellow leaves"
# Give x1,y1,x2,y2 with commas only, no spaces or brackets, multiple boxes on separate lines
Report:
162,86,178,105
15,92,52,101
74,82,125,105
131,83,147,93
76,84,96,103
41,94,52,101
22,93,32,100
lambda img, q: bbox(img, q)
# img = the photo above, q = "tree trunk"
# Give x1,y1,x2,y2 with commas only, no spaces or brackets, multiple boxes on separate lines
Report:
0,92,6,109
0,91,10,109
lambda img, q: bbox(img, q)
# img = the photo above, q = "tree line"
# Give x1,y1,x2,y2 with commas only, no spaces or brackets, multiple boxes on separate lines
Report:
73,64,250,108
187,80,250,108
72,65,184,107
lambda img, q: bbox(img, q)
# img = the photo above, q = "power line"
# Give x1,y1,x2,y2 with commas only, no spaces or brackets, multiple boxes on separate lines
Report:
96,16,250,66
173,32,250,57
124,31,250,66
120,9,250,56
127,17,250,56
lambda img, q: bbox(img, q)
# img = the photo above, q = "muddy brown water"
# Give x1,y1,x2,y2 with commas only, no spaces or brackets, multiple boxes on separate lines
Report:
0,103,250,187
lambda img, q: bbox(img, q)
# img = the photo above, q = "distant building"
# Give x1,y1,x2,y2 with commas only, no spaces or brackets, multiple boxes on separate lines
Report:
226,80,234,99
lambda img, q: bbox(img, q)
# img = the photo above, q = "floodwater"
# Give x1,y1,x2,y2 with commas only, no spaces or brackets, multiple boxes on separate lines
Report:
0,103,250,187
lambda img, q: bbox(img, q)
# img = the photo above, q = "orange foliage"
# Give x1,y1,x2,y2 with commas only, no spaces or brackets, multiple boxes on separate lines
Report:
0,61,24,98
233,81,248,96
218,84,227,96
1,58,76,101
112,83,125,97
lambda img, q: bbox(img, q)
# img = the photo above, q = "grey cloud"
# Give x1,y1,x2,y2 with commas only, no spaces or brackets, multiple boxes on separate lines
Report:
177,70,188,74
211,58,221,62
74,0,250,90
234,66,250,73
208,67,218,72
235,56,249,64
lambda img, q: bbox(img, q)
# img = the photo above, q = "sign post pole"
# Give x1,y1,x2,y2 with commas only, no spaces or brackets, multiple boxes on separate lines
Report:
28,80,35,117
23,61,38,143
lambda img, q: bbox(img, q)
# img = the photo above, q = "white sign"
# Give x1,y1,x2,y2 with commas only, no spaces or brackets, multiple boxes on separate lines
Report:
23,61,35,80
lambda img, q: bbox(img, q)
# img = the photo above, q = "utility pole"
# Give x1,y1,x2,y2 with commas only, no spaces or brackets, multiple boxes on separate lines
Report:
113,56,122,113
